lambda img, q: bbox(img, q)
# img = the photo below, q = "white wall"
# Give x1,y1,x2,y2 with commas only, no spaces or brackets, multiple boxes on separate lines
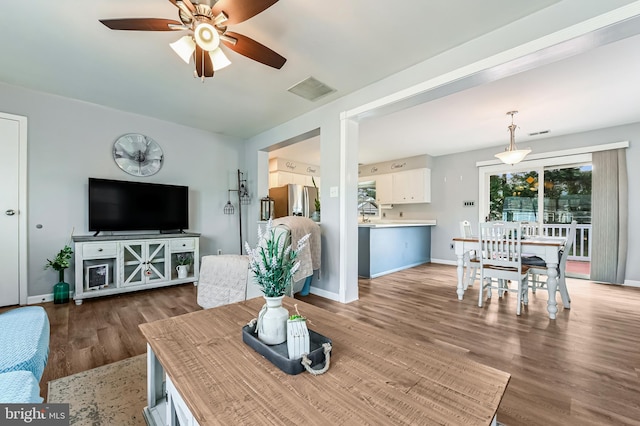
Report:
245,1,640,300
0,82,245,297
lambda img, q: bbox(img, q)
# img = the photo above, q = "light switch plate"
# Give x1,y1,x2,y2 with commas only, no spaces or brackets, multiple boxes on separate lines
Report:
330,186,339,197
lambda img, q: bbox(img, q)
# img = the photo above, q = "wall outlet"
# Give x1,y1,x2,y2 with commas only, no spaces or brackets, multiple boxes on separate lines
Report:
463,200,475,207
217,249,222,255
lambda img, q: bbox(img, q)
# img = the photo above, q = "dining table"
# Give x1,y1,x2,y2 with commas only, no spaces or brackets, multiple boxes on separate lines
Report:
452,235,568,319
140,296,511,425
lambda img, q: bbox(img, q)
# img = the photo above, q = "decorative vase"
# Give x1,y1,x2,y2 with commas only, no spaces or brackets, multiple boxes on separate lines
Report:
311,211,321,222
176,265,189,279
54,269,69,304
257,295,289,345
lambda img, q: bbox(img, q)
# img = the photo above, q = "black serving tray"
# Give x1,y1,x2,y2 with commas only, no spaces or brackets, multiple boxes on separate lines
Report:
242,324,332,375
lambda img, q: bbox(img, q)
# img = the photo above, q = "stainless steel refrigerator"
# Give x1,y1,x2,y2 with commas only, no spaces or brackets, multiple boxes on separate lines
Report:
269,184,318,219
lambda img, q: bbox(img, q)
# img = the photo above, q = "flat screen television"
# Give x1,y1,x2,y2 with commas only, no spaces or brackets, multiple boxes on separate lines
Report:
88,178,188,234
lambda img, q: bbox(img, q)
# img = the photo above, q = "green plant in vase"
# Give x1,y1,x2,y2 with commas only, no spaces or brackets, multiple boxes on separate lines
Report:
312,176,320,221
175,253,193,279
45,245,73,304
245,219,310,345
176,253,193,266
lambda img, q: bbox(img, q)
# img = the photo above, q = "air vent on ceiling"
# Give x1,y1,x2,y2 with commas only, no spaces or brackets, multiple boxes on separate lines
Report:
288,76,336,101
529,130,550,136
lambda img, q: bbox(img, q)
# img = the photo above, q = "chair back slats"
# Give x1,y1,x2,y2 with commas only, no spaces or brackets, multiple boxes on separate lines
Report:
477,221,529,315
479,222,524,271
520,221,542,238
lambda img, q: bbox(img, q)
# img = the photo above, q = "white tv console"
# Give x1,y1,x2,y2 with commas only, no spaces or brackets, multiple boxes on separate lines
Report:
72,233,200,305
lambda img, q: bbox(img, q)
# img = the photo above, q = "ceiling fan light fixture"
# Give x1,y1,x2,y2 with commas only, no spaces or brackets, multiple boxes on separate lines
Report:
194,22,220,51
209,48,231,70
495,110,532,165
170,35,196,64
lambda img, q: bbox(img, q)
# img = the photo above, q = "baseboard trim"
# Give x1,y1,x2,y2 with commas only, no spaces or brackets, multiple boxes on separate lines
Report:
308,287,340,302
27,287,345,305
27,292,73,305
431,258,457,266
623,280,640,288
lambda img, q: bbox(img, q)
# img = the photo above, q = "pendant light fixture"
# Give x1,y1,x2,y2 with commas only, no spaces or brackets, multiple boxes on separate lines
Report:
495,111,531,165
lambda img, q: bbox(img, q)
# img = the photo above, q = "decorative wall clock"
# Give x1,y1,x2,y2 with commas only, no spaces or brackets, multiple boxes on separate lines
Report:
113,133,164,177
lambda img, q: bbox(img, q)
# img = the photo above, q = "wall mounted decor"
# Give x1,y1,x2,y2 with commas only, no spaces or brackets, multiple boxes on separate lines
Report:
113,133,164,177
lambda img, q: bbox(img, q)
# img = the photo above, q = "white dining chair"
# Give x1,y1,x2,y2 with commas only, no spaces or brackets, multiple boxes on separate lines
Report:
523,220,576,305
459,220,478,289
478,221,530,315
519,221,542,238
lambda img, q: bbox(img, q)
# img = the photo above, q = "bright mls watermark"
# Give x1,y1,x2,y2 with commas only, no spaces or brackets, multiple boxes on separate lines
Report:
1,404,69,425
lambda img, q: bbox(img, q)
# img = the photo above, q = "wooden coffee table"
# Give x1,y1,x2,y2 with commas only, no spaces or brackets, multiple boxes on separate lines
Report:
140,297,510,425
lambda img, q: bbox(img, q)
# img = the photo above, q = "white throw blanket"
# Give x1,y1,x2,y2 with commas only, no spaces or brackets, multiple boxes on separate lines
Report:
197,255,249,309
272,216,321,282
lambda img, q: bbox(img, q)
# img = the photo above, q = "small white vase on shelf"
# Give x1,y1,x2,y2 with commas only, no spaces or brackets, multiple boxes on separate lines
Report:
176,265,189,279
257,295,289,345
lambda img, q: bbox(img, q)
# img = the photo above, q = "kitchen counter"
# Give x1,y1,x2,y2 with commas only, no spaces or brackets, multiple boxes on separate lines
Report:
358,220,434,278
358,219,436,228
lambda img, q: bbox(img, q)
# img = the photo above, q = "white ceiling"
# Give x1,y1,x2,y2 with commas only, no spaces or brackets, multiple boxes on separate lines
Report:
357,32,640,164
2,1,640,166
272,30,640,166
1,0,558,139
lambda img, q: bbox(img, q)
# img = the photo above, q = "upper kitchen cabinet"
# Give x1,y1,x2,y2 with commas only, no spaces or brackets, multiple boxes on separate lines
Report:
392,168,431,204
358,167,430,205
375,174,393,204
358,155,432,205
268,158,320,189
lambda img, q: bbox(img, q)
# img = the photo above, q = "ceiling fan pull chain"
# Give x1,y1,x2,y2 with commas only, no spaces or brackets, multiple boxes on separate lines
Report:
201,48,206,83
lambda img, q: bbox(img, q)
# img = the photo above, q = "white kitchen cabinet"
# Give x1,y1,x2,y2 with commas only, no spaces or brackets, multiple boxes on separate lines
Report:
375,174,393,204
73,233,200,305
269,171,319,188
392,168,431,204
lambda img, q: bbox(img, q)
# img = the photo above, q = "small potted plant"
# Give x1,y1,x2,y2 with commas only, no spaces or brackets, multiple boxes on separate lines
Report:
311,176,320,222
175,253,192,279
45,245,73,304
245,219,310,344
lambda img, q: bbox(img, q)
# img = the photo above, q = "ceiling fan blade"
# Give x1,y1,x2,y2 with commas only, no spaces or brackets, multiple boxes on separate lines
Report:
222,32,286,69
169,0,196,19
212,0,278,25
168,0,196,14
100,18,183,31
194,45,214,78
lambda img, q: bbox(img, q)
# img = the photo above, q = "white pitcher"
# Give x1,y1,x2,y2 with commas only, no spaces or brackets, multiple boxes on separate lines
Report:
176,264,189,279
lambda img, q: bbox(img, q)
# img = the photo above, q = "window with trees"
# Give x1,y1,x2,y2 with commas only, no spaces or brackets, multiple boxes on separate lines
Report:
488,165,592,225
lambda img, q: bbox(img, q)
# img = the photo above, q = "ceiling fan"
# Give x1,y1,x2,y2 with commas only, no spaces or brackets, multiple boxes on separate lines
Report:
100,0,286,80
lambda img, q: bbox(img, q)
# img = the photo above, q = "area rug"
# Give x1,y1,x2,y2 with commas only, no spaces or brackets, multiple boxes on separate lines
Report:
48,355,146,426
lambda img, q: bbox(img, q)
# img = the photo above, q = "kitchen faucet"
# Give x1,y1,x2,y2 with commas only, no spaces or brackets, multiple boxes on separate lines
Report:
361,208,370,223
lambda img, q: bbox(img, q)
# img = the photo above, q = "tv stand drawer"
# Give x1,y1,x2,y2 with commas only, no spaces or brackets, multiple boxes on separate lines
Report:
170,238,195,251
82,242,117,258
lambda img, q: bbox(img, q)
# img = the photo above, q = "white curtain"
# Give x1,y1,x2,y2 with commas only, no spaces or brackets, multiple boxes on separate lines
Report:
590,149,628,284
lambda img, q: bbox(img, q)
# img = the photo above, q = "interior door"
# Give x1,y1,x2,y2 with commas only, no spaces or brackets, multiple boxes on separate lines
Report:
0,115,21,306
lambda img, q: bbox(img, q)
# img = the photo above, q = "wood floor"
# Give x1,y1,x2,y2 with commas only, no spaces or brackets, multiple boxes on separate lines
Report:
9,263,640,425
